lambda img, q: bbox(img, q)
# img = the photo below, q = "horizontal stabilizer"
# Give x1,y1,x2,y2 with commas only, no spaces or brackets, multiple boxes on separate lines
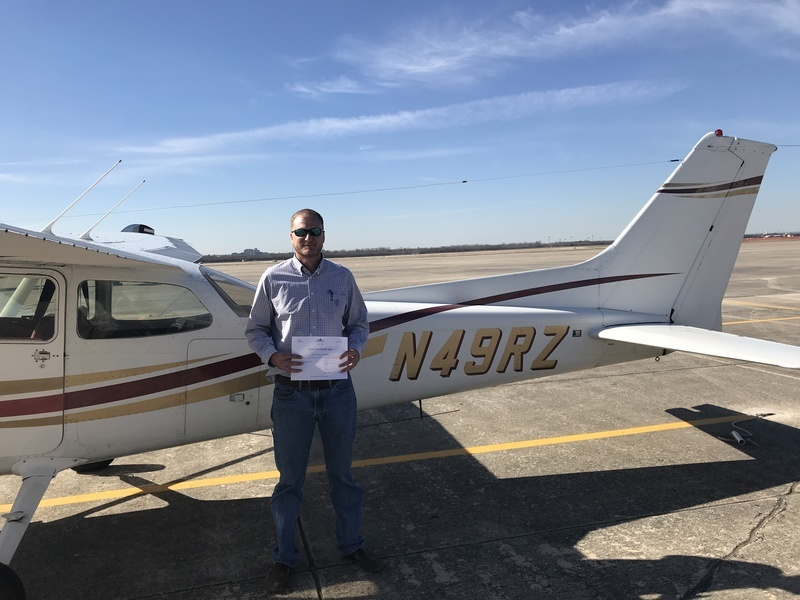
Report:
597,324,800,369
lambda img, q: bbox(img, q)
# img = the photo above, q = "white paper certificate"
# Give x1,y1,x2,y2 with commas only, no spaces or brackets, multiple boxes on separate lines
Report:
291,336,348,380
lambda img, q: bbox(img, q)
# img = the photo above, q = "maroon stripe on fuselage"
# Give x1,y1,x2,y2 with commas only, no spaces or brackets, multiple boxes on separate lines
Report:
369,272,674,333
1,353,263,419
0,393,64,418
658,176,762,195
64,353,263,410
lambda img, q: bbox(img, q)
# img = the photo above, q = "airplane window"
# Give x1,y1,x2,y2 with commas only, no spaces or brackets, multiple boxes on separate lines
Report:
200,266,254,317
77,280,212,339
0,274,58,341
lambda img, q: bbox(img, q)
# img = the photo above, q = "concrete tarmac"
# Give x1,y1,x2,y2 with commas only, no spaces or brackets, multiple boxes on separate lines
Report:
2,240,800,600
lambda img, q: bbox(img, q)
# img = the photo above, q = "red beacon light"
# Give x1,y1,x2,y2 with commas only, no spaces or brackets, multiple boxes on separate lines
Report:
715,129,724,137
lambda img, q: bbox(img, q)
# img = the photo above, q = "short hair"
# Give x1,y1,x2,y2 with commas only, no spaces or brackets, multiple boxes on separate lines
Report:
290,208,324,229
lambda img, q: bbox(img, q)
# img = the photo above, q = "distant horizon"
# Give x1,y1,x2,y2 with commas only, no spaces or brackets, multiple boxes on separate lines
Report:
201,232,800,262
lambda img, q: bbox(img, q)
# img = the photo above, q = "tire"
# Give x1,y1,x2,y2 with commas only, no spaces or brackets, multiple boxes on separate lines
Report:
0,562,26,600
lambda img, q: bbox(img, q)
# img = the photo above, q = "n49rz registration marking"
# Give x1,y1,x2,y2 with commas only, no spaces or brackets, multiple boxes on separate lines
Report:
390,325,570,380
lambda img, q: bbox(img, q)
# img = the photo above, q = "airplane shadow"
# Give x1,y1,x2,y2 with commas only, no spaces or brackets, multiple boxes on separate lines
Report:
8,403,800,600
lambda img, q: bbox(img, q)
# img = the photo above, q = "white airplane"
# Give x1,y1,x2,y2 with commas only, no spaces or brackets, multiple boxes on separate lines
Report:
2,130,799,598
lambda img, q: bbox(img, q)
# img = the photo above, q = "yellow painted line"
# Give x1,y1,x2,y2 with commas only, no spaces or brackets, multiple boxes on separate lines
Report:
0,414,746,513
722,299,800,325
724,299,800,312
723,315,800,326
352,415,744,467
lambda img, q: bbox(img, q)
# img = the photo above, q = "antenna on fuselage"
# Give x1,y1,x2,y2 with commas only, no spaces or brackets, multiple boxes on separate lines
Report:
40,159,122,235
79,179,145,240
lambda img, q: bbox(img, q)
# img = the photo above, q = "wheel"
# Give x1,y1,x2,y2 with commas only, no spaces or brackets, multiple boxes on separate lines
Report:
71,458,115,473
0,562,26,600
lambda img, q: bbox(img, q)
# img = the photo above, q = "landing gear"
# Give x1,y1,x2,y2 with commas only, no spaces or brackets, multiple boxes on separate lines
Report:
0,562,26,599
0,457,74,599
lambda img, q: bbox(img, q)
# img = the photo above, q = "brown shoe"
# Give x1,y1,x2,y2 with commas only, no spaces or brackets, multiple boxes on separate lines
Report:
265,562,291,594
345,547,383,573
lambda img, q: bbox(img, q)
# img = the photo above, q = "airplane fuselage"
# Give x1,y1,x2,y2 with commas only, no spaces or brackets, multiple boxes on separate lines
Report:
0,258,659,475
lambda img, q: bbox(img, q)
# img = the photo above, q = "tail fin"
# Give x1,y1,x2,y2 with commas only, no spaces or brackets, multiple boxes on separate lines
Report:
589,131,776,329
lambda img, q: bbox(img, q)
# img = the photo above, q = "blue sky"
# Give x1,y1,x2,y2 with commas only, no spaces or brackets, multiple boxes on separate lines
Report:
1,1,799,254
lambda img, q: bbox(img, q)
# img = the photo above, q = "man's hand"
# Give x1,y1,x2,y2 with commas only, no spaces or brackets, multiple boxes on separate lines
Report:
339,349,360,373
269,352,304,373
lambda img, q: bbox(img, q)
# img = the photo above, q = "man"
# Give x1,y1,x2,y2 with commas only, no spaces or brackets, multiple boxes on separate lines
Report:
246,208,381,595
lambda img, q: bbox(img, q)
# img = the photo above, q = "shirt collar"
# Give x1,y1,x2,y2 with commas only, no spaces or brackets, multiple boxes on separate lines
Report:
291,255,325,276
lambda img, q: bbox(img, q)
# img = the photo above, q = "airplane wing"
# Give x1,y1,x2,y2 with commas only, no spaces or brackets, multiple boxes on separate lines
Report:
0,224,190,270
86,231,203,262
596,324,800,369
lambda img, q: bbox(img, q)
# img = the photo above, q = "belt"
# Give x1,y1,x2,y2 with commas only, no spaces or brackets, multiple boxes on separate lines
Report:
274,375,336,390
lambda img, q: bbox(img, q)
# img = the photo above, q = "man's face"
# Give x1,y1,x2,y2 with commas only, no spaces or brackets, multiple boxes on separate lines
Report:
290,213,325,262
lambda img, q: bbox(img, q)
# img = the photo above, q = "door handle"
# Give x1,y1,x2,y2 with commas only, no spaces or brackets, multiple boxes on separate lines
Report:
33,349,51,362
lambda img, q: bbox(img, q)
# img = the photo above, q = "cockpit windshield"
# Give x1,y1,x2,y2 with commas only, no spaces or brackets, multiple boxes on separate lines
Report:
200,266,255,317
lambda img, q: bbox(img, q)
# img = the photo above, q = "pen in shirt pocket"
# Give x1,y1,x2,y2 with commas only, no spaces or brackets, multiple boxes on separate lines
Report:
328,289,342,307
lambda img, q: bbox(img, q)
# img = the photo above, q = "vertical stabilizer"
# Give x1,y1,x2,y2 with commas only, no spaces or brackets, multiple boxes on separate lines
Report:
592,131,776,329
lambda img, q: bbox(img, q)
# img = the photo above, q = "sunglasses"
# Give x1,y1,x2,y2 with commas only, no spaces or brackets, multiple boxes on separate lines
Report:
291,227,323,238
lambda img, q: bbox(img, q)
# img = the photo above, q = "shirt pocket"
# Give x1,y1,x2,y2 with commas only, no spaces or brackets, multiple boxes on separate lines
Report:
325,288,348,310
274,288,306,321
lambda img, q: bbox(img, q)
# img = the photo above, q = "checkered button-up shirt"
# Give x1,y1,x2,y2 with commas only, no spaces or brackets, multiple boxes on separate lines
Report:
245,256,369,372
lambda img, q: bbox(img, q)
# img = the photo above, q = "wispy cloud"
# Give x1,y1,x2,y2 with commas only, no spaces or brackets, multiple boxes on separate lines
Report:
663,0,800,35
0,157,89,185
333,0,800,87
286,76,378,98
284,1,797,96
0,172,28,183
359,146,480,162
121,80,686,156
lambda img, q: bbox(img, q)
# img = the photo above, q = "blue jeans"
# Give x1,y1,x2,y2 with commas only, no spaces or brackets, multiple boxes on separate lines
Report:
270,377,365,566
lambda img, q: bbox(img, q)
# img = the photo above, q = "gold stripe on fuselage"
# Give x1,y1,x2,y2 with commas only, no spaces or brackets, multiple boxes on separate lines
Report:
2,370,269,428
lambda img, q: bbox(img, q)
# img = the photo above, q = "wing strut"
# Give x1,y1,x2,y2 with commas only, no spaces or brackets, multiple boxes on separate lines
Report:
0,458,78,565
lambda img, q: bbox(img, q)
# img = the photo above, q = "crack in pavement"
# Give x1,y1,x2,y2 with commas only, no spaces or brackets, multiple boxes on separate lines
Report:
298,516,325,599
681,481,799,599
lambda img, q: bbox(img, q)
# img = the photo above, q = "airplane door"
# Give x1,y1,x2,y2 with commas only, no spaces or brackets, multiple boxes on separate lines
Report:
0,270,65,457
185,339,264,441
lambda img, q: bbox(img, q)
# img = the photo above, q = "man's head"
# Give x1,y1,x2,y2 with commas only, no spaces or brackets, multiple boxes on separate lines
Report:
290,209,325,269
